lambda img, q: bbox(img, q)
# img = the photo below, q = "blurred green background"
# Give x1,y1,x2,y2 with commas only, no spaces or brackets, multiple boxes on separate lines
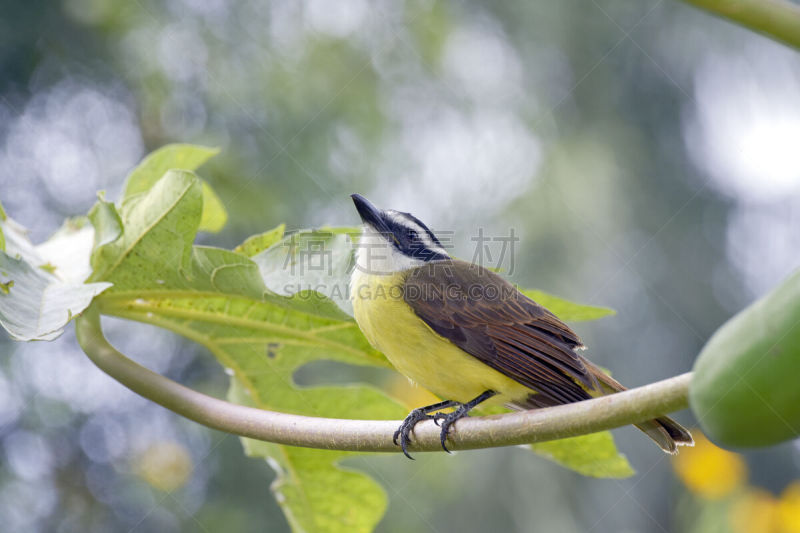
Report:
2,0,800,531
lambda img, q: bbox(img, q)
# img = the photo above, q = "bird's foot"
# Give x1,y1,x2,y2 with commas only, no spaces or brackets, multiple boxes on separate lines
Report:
432,404,472,453
433,390,498,453
393,408,438,460
392,392,495,459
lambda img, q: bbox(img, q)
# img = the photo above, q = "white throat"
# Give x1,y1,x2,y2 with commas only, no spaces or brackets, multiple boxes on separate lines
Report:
354,224,426,276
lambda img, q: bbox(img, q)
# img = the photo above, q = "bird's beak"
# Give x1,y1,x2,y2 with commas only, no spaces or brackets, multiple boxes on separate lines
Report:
351,194,387,231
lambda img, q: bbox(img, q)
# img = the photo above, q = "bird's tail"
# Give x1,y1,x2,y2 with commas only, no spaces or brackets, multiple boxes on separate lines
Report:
585,360,694,454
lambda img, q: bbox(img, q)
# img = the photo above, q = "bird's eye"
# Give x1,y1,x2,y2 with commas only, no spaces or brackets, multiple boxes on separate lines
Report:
406,229,418,241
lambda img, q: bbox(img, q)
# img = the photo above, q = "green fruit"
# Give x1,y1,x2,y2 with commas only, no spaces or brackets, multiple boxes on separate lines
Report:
690,269,800,448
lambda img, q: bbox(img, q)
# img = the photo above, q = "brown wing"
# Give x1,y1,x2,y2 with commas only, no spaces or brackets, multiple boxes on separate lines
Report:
403,259,599,406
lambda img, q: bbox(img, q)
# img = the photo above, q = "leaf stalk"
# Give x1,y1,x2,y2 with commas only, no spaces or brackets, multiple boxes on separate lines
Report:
76,305,692,453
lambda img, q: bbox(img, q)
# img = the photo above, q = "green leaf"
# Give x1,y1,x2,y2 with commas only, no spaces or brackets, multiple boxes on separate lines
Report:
231,380,389,533
529,431,634,478
690,268,800,448
234,224,286,257
92,190,400,532
520,289,616,322
122,143,226,233
123,143,220,198
89,170,202,287
198,180,228,233
99,271,398,533
88,195,123,249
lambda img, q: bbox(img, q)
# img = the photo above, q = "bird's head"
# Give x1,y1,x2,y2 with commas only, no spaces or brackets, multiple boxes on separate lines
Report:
351,193,449,274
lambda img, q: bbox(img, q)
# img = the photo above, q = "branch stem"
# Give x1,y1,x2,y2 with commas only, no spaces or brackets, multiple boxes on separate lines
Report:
75,306,691,453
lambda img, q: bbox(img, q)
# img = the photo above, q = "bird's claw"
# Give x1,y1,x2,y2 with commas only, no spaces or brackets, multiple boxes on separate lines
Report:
393,393,493,458
393,408,436,460
392,406,471,458
435,406,469,454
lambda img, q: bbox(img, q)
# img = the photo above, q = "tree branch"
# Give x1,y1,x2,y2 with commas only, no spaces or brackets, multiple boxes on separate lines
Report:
75,306,692,453
681,0,800,49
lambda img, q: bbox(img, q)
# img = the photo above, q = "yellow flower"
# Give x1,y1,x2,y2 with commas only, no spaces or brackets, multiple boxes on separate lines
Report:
672,431,747,499
778,481,800,533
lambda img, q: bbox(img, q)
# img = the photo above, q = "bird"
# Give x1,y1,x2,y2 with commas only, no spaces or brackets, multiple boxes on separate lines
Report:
349,193,693,459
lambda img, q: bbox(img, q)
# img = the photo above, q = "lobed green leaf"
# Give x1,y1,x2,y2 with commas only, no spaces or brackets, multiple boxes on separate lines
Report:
520,289,616,322
233,223,286,257
199,180,228,233
123,143,220,198
122,143,226,233
89,169,202,287
231,380,391,533
92,172,400,532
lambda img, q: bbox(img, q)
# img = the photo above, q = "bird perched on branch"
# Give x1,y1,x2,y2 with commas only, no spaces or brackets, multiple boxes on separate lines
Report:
349,194,693,459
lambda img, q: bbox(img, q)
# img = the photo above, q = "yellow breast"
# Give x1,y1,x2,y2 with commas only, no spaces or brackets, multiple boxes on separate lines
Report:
350,269,530,405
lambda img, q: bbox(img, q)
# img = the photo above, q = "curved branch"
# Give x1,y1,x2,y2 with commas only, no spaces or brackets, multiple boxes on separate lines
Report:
681,0,800,49
75,306,692,453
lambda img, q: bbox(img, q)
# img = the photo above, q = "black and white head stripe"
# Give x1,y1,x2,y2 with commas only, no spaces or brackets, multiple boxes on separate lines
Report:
351,194,449,266
382,209,449,261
